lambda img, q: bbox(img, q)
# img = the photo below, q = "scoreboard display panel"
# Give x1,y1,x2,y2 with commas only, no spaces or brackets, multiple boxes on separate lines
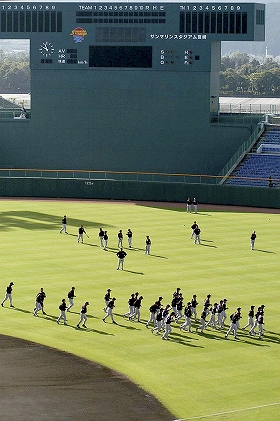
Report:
0,2,265,72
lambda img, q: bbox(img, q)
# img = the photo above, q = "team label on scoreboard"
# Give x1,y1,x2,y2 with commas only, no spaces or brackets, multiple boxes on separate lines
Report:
1,3,243,11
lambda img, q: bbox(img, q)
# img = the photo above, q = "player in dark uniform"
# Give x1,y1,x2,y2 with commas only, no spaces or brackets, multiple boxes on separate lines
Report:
205,302,219,329
186,197,192,213
190,221,198,239
249,305,264,336
57,298,67,325
225,308,241,339
103,297,117,324
203,294,212,316
146,302,159,328
250,231,257,250
33,288,46,316
242,305,255,330
191,294,199,321
162,312,175,340
99,228,105,248
103,288,111,312
77,302,89,328
123,293,135,318
192,198,198,213
152,308,164,334
176,293,184,322
78,225,87,243
116,248,127,270
103,231,108,250
196,307,207,333
180,302,193,332
67,286,76,312
59,215,68,234
1,282,14,307
129,295,143,322
117,230,123,248
126,229,133,248
145,236,151,255
193,226,201,244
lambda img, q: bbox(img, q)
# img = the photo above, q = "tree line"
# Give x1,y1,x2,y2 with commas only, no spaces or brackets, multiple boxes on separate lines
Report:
220,51,280,97
0,50,30,93
1,49,280,97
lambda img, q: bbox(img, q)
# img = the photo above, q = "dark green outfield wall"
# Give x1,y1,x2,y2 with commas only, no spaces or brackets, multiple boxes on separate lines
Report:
0,178,279,209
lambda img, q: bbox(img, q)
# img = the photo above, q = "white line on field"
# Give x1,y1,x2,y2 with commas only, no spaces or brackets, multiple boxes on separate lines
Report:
172,402,280,421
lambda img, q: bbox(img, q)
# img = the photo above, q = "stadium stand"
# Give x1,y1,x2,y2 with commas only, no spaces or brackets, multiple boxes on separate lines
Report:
224,126,280,187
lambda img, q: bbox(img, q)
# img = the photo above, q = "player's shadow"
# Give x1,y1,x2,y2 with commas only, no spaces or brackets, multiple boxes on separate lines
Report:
11,307,33,315
255,249,275,254
200,243,217,248
148,254,168,259
168,333,204,348
69,325,114,335
122,270,145,275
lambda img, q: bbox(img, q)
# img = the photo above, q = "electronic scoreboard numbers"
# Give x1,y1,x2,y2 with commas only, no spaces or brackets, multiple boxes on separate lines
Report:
0,2,265,71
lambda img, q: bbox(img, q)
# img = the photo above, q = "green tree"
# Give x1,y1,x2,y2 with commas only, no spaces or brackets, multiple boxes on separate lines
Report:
0,51,30,93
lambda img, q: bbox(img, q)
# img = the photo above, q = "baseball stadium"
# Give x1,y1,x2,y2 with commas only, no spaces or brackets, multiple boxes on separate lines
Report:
0,1,279,421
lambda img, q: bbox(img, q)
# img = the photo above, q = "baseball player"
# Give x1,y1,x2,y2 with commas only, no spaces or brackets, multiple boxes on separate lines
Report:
67,286,76,312
59,215,68,234
1,282,14,307
103,297,117,324
57,299,67,325
77,302,89,328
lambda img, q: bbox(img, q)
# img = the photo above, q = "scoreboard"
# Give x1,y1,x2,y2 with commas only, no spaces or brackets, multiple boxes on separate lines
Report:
0,2,265,71
0,2,265,175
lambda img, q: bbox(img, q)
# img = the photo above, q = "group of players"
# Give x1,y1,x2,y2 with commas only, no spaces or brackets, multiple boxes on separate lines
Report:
117,287,265,340
1,281,265,340
60,216,152,267
1,212,264,339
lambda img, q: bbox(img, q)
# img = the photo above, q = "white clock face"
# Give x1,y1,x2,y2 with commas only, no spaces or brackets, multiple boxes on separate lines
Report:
39,42,55,57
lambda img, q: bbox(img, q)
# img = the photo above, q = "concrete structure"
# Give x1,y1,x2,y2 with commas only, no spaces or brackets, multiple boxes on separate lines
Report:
0,2,265,175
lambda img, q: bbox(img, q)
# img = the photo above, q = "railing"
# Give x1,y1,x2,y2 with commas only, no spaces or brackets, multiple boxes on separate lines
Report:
219,103,279,115
218,122,265,180
0,168,277,187
210,112,265,124
0,108,30,120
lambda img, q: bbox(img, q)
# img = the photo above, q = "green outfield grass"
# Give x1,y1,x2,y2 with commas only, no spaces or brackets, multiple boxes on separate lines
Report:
0,199,279,421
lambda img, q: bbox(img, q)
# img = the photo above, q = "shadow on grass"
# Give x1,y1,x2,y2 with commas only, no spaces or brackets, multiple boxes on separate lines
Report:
11,307,33,315
168,333,204,348
135,203,212,216
200,243,217,248
255,249,276,254
0,210,115,232
122,270,145,275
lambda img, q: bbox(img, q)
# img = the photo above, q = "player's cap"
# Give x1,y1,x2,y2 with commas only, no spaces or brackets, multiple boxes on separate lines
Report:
261,304,265,308
159,296,163,300
214,302,218,305
224,299,227,301
187,302,191,305
207,294,211,297
85,301,89,305
113,297,116,300
107,289,111,291
10,282,14,285
237,307,241,310
193,294,196,297
177,287,181,290
72,286,75,289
